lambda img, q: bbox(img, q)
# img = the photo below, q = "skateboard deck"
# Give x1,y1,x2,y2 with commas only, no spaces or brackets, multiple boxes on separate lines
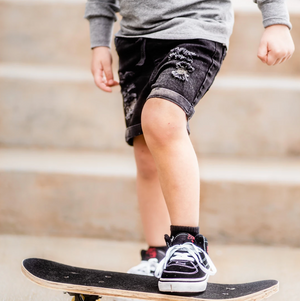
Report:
22,258,279,301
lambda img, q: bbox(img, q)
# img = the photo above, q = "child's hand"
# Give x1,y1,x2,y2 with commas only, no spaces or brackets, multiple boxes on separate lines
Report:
91,46,119,92
257,25,295,66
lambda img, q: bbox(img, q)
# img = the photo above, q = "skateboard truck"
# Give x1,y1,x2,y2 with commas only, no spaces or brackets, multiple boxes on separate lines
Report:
67,293,102,301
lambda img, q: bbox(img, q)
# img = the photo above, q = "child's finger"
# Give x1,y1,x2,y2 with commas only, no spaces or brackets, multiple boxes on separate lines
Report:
267,49,290,66
265,51,279,66
94,67,113,92
101,60,115,84
257,41,268,64
107,79,120,87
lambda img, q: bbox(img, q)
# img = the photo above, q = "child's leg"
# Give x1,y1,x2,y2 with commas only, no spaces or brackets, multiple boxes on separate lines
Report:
117,38,224,290
141,97,217,293
127,135,170,276
133,135,171,247
141,97,200,227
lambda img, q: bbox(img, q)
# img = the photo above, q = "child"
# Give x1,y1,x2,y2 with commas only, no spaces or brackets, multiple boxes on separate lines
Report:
84,0,294,293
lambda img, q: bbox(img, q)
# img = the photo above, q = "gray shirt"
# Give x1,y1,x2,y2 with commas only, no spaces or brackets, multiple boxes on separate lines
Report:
84,0,292,49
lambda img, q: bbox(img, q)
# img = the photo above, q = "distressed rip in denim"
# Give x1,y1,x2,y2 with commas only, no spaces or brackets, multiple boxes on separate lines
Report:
168,47,197,81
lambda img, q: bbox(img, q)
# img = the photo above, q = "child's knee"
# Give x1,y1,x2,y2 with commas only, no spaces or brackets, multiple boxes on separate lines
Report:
141,98,187,147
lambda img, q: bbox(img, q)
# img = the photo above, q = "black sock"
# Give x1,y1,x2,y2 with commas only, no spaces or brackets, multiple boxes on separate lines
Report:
170,225,199,238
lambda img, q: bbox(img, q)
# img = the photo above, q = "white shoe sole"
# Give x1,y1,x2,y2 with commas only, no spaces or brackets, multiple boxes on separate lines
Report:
158,277,208,293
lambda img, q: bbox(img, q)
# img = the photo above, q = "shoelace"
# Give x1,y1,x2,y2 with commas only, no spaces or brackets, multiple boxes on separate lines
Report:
128,258,159,276
154,242,217,278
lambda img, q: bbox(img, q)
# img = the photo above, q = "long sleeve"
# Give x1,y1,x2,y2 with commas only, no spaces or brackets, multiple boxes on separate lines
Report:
84,0,120,48
254,0,292,29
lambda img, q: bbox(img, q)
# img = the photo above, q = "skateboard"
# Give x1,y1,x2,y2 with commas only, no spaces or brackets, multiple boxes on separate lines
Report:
22,258,279,301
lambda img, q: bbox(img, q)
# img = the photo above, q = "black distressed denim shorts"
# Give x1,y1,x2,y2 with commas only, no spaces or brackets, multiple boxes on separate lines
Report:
115,37,226,146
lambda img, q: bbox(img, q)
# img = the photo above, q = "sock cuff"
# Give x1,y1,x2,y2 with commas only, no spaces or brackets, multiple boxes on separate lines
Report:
170,225,200,238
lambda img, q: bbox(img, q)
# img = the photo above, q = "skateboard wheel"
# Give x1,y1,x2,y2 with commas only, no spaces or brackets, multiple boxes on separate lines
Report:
69,294,100,301
69,294,85,301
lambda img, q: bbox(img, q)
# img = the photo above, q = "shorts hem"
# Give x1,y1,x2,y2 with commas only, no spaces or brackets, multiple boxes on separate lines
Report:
147,87,195,118
125,124,143,146
125,116,191,147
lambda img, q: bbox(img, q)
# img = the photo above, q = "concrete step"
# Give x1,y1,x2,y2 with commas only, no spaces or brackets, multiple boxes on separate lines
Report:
0,0,299,76
190,75,300,157
0,63,128,153
0,0,118,70
0,0,91,69
1,234,300,301
1,148,300,246
1,64,300,156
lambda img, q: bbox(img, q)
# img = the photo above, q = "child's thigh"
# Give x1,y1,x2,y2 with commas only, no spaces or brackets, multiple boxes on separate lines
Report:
147,39,227,119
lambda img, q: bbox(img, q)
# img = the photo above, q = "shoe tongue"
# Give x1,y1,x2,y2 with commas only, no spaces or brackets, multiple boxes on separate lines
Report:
171,233,195,245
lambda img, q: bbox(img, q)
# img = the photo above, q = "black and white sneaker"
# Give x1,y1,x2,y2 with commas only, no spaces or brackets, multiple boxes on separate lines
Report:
127,247,166,276
155,233,217,293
